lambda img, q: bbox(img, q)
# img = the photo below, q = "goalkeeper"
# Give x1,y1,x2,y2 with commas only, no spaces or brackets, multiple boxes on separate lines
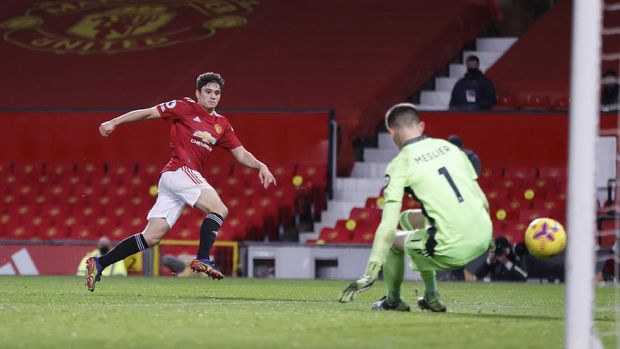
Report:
338,103,492,312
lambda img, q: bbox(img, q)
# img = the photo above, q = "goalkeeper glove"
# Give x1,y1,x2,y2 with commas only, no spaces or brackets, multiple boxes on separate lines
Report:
338,261,381,303
338,274,375,303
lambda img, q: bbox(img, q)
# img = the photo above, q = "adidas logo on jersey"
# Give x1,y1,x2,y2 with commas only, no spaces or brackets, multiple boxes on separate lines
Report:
193,116,201,122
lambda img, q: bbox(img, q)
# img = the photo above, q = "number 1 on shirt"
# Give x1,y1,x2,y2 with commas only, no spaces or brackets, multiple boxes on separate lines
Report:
438,167,464,203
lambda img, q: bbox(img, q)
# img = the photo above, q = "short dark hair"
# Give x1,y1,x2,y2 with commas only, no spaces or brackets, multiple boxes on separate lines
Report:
196,72,225,91
466,55,479,64
385,103,420,129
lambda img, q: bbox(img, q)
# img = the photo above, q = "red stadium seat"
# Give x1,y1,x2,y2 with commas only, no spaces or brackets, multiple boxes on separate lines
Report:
4,225,34,240
295,165,327,190
120,215,145,231
352,229,375,244
46,163,73,181
402,196,420,210
232,164,259,185
538,166,566,179
316,226,353,244
271,165,296,187
364,196,385,209
551,96,570,111
224,216,249,240
139,163,161,183
504,166,537,179
519,209,548,223
39,226,69,240
168,226,198,240
1,193,16,209
501,220,529,243
493,94,518,110
14,162,41,180
204,163,230,186
70,226,100,240
520,95,552,111
77,163,104,177
349,207,382,228
109,226,127,240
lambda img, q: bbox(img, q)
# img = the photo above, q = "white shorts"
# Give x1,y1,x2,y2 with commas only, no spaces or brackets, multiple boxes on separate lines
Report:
147,166,213,227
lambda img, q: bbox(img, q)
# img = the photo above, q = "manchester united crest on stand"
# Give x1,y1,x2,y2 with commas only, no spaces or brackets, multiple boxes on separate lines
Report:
0,0,257,54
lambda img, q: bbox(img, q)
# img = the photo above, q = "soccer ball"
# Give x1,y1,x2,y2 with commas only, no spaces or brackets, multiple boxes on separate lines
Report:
524,217,567,259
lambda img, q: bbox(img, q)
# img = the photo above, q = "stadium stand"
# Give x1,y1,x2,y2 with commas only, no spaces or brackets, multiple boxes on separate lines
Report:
486,0,620,109
0,0,500,175
0,161,328,242
311,163,568,245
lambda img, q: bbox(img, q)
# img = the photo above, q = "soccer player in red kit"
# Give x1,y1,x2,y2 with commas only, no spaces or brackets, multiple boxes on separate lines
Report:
85,72,276,291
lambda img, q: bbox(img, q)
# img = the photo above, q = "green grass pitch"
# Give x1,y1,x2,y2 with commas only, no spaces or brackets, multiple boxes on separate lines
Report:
0,276,616,349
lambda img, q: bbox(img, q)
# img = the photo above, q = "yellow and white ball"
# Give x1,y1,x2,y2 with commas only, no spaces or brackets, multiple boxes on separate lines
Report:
524,217,567,259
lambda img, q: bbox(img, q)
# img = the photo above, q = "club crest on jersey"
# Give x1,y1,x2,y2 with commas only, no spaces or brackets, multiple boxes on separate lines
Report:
214,124,223,134
0,1,258,54
193,130,217,144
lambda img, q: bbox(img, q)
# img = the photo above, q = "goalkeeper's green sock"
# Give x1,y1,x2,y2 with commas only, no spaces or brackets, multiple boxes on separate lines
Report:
384,247,405,304
420,270,438,299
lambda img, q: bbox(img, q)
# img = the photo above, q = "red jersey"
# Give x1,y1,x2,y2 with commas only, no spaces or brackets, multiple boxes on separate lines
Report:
157,98,242,177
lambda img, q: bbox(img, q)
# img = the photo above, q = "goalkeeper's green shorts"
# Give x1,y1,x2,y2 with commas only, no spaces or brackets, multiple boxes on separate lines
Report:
403,228,487,272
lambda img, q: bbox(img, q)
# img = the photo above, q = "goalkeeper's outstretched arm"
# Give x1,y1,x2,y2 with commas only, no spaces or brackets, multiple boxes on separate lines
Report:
338,200,402,303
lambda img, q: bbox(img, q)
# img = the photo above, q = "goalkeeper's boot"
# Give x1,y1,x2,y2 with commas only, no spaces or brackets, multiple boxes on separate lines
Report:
417,295,447,312
371,296,411,312
85,256,103,292
190,258,224,280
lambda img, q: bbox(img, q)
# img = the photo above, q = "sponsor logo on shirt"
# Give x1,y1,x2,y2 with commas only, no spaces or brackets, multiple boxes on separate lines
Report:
193,130,216,144
193,116,201,123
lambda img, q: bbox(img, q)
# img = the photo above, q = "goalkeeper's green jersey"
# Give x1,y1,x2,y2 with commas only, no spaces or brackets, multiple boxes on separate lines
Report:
366,135,492,273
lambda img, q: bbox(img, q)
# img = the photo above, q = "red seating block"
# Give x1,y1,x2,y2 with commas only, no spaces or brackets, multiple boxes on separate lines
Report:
296,165,327,189
316,226,353,244
223,215,249,240
551,96,569,111
538,166,566,179
205,163,230,186
365,196,385,209
272,165,295,187
39,226,69,240
352,229,375,244
70,226,100,240
168,226,199,240
493,94,518,110
4,225,34,240
520,95,551,111
233,164,259,185
349,207,381,229
504,166,537,179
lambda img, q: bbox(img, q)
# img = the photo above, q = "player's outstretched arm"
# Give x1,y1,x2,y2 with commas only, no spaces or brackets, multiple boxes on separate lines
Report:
230,146,276,189
99,107,161,137
338,259,382,303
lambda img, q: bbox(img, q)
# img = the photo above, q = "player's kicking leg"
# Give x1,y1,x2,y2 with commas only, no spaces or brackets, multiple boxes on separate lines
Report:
190,188,228,280
85,218,169,292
